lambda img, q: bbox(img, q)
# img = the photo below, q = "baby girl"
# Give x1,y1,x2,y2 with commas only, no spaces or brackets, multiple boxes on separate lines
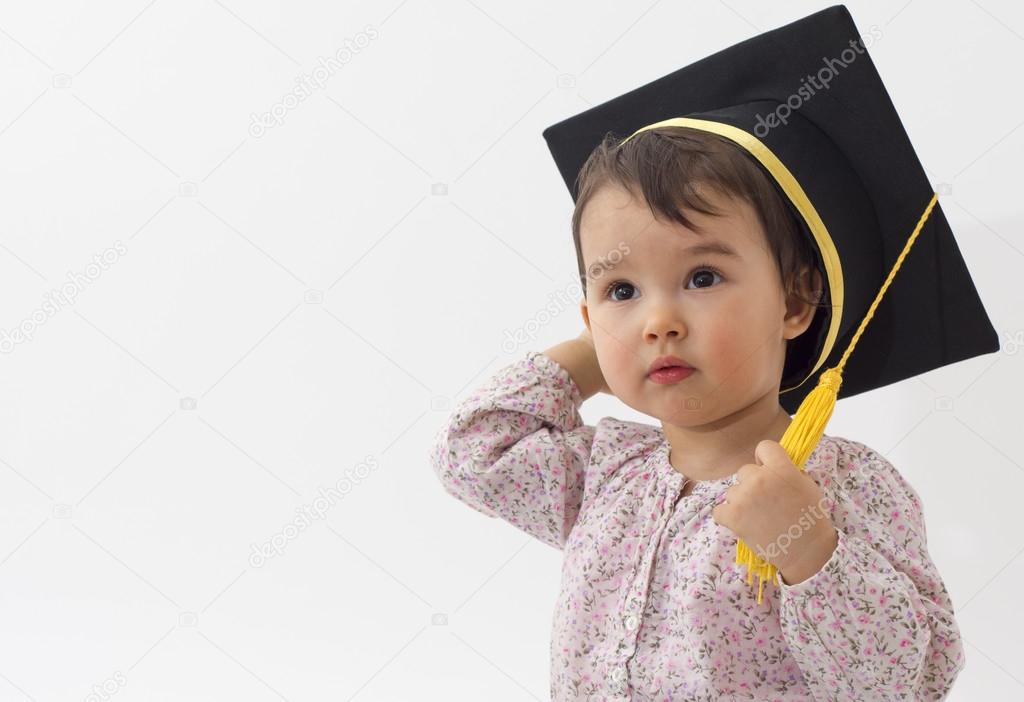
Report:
430,123,966,700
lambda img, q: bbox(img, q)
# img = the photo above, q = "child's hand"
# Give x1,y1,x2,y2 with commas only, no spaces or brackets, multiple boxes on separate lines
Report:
542,329,611,400
575,328,611,395
712,439,838,584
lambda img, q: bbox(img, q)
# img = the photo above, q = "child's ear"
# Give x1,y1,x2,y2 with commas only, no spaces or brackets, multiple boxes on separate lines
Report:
783,267,823,340
580,302,591,332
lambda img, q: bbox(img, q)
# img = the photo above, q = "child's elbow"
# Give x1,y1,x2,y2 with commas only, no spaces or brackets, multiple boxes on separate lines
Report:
429,426,499,519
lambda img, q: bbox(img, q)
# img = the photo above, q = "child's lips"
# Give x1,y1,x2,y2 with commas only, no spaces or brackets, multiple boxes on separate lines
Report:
648,366,696,384
648,355,695,374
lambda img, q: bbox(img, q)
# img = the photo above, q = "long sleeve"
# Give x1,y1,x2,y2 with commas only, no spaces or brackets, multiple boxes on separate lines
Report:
430,350,596,550
777,442,966,701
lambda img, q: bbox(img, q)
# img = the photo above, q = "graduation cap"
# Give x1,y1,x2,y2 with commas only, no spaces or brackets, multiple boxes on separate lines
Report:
541,4,999,601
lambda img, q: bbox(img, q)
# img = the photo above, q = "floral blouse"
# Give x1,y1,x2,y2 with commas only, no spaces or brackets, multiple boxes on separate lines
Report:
430,351,966,701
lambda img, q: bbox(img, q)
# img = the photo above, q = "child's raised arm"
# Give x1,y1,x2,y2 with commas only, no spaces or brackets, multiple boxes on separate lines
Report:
777,441,966,701
430,332,607,550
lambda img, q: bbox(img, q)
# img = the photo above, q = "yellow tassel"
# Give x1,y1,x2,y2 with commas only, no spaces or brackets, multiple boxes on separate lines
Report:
736,192,940,604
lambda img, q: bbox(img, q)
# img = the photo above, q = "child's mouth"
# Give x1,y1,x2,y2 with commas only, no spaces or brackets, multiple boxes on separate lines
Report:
648,366,696,384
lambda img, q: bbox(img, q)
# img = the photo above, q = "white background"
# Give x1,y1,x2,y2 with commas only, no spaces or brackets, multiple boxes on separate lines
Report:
0,0,1021,700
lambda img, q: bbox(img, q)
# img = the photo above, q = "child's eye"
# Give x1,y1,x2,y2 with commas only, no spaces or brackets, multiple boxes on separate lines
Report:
604,281,636,301
686,265,724,290
603,264,724,301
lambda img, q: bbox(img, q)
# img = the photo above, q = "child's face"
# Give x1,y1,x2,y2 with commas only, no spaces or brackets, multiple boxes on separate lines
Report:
579,183,818,428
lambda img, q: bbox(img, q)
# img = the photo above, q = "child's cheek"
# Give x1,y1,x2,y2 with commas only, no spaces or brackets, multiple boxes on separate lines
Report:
603,344,637,386
701,315,763,387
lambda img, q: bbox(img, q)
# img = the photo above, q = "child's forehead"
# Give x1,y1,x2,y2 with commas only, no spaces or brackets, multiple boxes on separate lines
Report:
584,182,752,228
580,184,764,259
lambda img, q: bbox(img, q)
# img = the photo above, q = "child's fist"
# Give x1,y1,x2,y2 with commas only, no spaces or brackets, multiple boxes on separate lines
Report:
712,439,837,582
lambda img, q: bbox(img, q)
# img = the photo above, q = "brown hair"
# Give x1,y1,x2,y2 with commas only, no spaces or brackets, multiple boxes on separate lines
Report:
571,126,825,312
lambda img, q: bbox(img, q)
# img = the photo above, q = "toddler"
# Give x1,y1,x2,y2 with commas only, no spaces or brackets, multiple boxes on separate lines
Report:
430,123,966,700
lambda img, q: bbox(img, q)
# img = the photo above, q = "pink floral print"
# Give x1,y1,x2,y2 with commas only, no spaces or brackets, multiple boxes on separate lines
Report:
431,351,966,700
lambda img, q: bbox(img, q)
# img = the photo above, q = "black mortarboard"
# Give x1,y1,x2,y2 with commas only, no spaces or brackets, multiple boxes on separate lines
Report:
541,3,999,417
540,4,1001,600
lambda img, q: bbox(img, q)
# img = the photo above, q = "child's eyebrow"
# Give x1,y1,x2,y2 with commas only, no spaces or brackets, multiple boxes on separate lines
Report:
596,240,742,271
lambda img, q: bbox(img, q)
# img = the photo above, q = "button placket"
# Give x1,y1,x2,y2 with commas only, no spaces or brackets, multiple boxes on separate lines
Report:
611,454,679,697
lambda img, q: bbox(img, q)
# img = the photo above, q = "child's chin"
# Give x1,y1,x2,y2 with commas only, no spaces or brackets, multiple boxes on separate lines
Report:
659,394,716,421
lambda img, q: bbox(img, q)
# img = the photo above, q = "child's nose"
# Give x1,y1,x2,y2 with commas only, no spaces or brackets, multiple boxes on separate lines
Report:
643,305,687,342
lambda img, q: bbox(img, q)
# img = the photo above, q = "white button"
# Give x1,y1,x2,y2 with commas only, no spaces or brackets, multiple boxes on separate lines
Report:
624,614,639,630
609,667,625,682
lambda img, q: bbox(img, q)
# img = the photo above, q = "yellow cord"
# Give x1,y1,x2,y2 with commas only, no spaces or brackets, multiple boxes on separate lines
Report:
740,192,940,604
